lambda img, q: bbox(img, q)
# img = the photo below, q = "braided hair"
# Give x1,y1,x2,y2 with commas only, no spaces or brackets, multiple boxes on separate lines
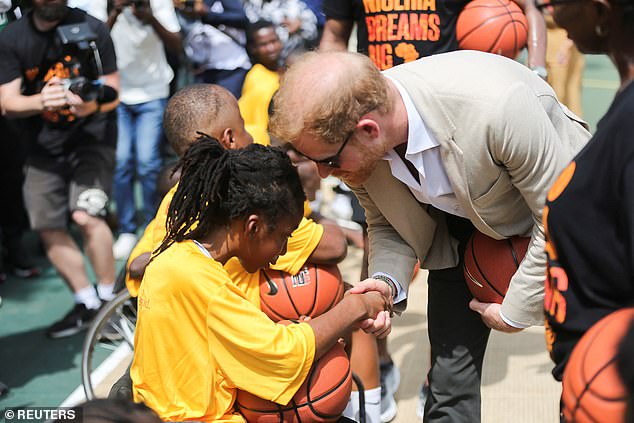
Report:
154,134,306,257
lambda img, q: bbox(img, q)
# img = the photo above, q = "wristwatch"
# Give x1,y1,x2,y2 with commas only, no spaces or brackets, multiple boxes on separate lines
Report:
531,65,548,80
372,274,396,299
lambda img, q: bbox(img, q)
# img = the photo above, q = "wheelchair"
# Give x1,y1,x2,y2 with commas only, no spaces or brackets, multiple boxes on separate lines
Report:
81,268,136,400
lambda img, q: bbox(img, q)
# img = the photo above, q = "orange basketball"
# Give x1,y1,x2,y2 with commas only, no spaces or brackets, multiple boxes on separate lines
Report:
562,308,634,423
463,232,530,303
236,333,352,423
259,264,344,321
456,0,528,58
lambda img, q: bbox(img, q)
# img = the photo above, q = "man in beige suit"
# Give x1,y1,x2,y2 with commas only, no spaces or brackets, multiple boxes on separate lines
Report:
270,50,591,422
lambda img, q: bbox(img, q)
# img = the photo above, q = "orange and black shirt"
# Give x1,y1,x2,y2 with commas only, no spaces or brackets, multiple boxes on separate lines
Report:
544,82,634,381
322,0,469,70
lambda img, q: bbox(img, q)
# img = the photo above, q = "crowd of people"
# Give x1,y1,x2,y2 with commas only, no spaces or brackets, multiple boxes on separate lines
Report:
0,0,633,421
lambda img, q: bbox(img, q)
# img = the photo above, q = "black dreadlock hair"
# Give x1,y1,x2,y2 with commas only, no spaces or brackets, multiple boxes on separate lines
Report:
154,134,306,257
54,399,162,423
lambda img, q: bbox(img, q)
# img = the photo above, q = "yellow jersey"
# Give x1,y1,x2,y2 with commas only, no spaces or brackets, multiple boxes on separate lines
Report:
131,240,315,422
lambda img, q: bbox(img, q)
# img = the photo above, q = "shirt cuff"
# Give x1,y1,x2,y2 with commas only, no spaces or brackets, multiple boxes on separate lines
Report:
371,272,406,304
500,310,531,329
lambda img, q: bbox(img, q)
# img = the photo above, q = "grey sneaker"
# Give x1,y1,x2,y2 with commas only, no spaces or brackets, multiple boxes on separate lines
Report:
380,362,400,422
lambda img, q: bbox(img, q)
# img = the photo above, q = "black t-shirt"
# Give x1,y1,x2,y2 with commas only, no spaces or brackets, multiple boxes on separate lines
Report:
544,82,634,381
0,7,117,157
322,0,469,70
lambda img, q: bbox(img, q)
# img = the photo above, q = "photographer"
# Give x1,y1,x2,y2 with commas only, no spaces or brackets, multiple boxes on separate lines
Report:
0,0,120,338
106,0,181,260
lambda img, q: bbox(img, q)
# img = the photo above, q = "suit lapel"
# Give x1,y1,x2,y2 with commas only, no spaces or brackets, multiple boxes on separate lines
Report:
364,161,438,259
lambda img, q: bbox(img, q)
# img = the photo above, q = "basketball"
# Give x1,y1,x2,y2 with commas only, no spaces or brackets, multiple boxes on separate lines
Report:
562,308,634,423
259,264,345,321
236,333,352,422
463,232,530,303
456,0,528,58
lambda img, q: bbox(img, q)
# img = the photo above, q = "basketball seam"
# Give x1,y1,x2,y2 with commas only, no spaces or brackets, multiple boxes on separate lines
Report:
308,264,318,316
260,270,288,321
282,269,303,319
305,359,352,418
458,11,516,44
499,0,520,57
470,235,506,299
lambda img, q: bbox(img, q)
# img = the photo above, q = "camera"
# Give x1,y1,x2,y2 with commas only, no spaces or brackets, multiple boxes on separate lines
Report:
55,23,104,101
62,77,103,102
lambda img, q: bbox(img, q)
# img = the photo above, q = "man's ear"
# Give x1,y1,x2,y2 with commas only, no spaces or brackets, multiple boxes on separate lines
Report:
357,118,380,140
219,128,235,150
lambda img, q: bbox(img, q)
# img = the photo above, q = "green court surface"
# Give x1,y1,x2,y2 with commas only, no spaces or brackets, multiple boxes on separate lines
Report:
0,54,621,410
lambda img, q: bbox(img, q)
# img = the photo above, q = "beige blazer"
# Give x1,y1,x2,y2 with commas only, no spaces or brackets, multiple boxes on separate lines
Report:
352,51,591,326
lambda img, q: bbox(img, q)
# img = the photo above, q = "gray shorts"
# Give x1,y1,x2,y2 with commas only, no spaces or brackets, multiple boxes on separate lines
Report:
23,144,115,230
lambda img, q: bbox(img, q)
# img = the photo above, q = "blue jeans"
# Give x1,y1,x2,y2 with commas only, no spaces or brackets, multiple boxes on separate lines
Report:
113,99,165,234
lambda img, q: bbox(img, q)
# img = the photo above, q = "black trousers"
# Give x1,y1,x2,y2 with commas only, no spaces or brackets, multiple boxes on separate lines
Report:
424,214,491,423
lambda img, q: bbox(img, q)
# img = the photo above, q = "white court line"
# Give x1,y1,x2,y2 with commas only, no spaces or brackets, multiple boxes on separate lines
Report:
60,343,132,407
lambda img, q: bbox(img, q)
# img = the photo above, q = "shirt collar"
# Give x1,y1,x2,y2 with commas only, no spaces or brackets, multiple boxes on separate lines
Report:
384,75,439,158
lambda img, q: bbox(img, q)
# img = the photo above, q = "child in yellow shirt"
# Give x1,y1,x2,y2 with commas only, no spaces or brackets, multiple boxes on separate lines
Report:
131,136,391,422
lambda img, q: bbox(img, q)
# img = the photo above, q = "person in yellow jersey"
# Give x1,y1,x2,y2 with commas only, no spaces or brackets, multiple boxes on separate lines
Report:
124,83,347,298
131,136,392,422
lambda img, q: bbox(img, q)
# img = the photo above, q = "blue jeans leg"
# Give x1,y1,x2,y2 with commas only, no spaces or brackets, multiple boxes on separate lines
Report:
113,103,136,234
133,98,165,227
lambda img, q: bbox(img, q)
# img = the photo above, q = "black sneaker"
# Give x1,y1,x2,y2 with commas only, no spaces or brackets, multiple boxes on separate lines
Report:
46,303,99,339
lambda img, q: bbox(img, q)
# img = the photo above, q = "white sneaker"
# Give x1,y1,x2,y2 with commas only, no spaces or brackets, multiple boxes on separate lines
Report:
113,233,138,260
380,362,400,422
415,382,429,421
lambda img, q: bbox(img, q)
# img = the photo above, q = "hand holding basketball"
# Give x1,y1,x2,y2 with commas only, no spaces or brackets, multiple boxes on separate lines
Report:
469,299,523,333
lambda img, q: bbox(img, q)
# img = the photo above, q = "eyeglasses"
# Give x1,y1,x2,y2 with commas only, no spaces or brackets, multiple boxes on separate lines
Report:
297,130,355,169
535,0,586,13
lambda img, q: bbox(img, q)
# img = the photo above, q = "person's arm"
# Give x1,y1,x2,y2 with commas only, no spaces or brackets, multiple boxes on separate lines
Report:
350,183,419,313
485,83,589,329
208,279,390,405
512,0,547,72
306,217,347,264
319,18,352,51
107,0,127,28
0,77,63,118
307,290,391,357
133,1,182,53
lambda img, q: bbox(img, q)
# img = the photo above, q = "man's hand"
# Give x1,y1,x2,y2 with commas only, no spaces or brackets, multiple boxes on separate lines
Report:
357,309,392,339
347,277,394,335
469,299,523,333
348,278,394,310
66,91,99,118
40,77,68,111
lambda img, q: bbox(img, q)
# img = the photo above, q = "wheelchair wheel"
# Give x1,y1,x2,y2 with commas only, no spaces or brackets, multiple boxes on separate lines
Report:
81,289,137,400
